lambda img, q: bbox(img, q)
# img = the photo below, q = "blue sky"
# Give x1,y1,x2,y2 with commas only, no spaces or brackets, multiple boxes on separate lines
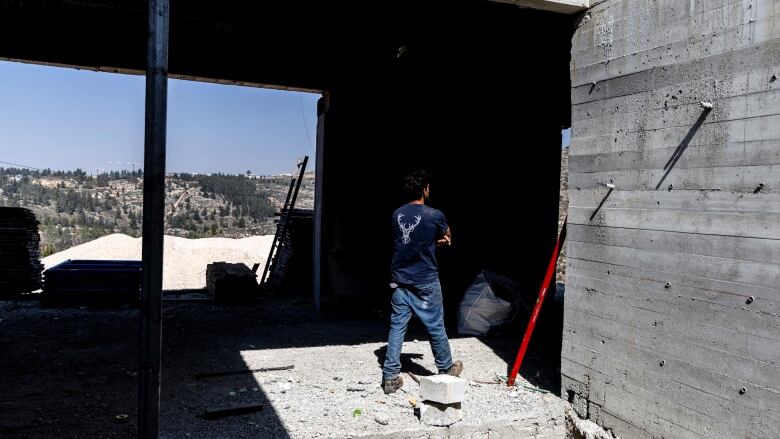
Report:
0,61,319,175
0,61,570,176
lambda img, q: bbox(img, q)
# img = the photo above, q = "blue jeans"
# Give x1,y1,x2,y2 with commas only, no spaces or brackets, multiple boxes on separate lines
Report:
382,279,453,380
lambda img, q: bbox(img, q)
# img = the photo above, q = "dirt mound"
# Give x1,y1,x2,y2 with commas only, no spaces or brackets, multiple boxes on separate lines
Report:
42,233,274,290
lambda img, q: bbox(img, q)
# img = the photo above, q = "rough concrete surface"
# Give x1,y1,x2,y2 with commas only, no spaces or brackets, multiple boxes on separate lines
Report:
565,0,780,437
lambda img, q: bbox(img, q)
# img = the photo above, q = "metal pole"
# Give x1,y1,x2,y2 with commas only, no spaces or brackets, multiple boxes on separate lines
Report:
506,218,567,387
139,0,169,436
313,95,328,310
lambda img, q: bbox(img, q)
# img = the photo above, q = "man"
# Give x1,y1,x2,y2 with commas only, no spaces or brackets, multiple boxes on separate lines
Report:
382,170,463,394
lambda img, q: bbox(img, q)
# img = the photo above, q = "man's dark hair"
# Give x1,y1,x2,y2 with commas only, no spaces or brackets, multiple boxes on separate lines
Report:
403,169,430,200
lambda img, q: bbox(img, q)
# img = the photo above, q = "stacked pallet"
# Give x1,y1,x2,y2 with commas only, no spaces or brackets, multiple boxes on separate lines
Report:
266,208,313,295
0,207,43,296
42,259,142,307
206,262,257,303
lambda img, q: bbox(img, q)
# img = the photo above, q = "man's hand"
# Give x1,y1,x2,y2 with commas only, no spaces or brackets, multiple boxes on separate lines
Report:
436,229,452,247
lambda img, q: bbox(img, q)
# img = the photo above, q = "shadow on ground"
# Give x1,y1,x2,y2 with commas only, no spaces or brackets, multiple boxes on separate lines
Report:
0,284,564,438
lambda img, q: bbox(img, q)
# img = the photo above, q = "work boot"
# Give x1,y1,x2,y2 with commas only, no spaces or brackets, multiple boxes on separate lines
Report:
383,376,404,394
446,360,464,377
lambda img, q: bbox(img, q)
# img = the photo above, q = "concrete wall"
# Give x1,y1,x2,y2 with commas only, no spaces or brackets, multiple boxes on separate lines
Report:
563,0,780,437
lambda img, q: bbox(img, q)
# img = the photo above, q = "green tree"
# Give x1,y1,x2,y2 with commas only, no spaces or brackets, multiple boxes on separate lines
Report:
41,242,56,257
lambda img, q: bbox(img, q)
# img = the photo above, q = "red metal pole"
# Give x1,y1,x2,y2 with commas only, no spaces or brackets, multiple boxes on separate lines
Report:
507,218,567,387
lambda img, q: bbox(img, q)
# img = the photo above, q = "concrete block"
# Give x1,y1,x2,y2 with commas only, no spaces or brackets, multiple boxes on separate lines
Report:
419,375,467,404
419,401,463,427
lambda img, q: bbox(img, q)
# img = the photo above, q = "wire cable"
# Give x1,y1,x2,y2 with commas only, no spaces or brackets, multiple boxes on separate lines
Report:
0,159,43,170
298,92,314,151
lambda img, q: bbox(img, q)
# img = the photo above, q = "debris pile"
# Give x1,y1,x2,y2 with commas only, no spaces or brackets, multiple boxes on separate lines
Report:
206,262,257,303
0,207,43,296
42,259,142,307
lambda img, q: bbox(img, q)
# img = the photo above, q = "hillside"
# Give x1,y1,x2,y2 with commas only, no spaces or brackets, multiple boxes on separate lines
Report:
0,168,314,255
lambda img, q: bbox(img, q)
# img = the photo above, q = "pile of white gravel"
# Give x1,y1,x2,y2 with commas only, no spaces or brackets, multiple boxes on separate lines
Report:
42,233,274,290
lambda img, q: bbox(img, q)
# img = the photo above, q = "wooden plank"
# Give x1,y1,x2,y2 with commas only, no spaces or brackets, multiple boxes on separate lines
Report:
566,258,780,316
200,404,264,419
194,364,294,379
568,206,780,241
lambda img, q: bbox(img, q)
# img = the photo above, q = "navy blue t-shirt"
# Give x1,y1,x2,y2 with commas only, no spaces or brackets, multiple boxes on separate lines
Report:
390,203,448,286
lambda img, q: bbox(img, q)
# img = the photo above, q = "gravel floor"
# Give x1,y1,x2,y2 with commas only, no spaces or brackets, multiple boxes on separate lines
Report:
1,296,569,438
42,234,274,290
217,339,567,438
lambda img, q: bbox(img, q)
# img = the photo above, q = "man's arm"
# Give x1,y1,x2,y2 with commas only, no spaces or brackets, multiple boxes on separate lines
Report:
436,227,451,247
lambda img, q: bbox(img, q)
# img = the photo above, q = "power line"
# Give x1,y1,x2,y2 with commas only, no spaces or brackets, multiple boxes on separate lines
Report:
298,92,314,151
0,159,43,170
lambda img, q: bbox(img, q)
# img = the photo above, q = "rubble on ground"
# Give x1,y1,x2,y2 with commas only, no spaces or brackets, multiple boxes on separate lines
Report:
0,298,569,438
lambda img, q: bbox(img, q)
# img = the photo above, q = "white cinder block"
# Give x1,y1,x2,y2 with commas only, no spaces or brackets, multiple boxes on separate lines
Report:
419,375,467,404
419,401,463,426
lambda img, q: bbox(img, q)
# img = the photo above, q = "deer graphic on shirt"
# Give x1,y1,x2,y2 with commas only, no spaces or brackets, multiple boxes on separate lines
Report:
397,213,422,244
